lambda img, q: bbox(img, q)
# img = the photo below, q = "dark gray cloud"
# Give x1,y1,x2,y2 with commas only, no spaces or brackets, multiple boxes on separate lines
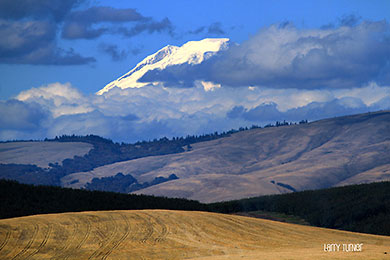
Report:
207,22,225,35
62,6,174,39
188,22,225,35
61,6,145,39
117,17,174,38
243,103,283,121
0,20,95,65
139,63,199,88
40,47,96,65
61,22,107,39
140,20,390,90
0,2,174,65
0,0,94,65
339,14,361,27
121,114,139,121
99,44,128,61
66,6,145,24
0,0,84,22
188,26,205,34
226,105,246,119
321,14,362,29
285,98,368,121
0,20,55,58
227,98,369,123
227,103,283,121
0,99,50,130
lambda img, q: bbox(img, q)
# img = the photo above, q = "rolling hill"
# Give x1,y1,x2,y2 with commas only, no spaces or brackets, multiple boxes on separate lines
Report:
2,179,389,236
0,210,389,260
61,110,390,202
0,141,92,168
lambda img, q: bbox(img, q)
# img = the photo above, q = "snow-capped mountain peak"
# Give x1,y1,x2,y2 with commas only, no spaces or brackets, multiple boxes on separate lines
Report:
97,38,229,94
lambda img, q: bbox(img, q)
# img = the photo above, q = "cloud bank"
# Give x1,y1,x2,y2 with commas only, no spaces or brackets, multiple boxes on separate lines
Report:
0,0,83,21
1,82,388,142
0,0,175,65
141,20,390,89
0,0,95,65
61,6,174,40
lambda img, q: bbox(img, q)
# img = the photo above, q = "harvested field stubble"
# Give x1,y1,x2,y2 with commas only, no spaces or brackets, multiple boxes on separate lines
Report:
0,210,389,259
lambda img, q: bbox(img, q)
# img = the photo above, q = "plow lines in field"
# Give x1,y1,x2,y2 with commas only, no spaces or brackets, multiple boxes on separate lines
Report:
0,210,389,260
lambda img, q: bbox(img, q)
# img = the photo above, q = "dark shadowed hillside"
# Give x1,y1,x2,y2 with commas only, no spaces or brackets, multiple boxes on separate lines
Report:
209,181,390,236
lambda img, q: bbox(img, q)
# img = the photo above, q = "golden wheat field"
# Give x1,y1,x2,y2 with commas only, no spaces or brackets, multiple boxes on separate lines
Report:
0,210,389,260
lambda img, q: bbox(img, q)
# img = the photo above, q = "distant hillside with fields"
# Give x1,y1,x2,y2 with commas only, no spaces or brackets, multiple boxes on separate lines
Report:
63,110,390,202
1,110,389,203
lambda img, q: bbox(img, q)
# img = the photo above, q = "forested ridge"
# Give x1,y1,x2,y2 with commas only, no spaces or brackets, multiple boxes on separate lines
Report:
0,179,206,219
1,179,389,236
84,172,178,193
210,181,390,236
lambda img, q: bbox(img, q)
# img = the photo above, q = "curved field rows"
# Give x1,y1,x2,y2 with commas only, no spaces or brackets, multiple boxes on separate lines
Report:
0,210,389,260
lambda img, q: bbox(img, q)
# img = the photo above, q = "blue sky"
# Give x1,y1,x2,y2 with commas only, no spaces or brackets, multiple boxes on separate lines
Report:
0,0,389,98
0,0,389,142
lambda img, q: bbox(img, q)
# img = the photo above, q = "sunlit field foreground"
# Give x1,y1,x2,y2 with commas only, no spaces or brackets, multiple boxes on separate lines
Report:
0,210,389,260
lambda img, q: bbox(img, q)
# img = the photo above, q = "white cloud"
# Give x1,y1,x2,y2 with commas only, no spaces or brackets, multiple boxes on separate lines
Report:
1,82,389,142
17,82,83,101
16,82,94,117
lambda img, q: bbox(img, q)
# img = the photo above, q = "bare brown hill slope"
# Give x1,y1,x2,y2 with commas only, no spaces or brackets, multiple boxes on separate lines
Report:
61,110,390,202
0,142,92,168
0,210,389,260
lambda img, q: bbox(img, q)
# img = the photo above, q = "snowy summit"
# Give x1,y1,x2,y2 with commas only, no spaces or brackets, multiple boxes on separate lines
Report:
97,38,230,94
